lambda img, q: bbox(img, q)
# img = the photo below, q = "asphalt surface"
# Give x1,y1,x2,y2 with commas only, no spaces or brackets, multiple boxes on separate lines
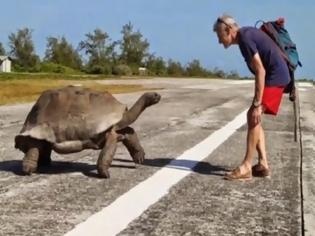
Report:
0,78,314,236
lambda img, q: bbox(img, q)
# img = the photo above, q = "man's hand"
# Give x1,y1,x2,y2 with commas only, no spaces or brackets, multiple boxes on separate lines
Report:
249,105,263,128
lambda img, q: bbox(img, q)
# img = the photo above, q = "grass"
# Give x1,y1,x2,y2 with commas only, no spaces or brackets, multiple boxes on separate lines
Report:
0,79,147,105
0,72,153,81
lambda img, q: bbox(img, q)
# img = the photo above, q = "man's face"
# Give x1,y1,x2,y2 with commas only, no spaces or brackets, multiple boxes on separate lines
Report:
216,27,232,49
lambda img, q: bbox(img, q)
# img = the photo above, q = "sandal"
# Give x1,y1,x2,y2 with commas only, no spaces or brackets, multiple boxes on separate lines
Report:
252,164,271,177
224,167,252,181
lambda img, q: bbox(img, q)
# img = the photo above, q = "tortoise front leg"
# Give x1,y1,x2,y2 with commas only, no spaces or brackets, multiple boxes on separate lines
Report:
97,128,117,178
119,127,145,164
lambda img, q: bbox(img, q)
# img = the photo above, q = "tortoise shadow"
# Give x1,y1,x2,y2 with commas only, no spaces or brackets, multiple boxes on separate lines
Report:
0,158,228,177
0,159,136,177
0,160,23,175
143,158,229,176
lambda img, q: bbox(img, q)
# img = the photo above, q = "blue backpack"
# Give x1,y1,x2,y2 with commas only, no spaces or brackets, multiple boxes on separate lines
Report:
256,18,302,100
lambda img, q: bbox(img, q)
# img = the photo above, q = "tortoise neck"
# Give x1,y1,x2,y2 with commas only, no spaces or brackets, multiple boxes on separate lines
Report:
116,96,147,129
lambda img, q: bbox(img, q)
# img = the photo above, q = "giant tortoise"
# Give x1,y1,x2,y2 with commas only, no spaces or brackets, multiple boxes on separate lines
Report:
15,86,161,178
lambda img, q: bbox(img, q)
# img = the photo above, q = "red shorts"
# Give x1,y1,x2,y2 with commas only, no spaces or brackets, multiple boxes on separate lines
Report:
262,86,285,115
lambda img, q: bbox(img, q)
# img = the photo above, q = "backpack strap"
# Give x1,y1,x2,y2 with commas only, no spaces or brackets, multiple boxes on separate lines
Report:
254,20,265,28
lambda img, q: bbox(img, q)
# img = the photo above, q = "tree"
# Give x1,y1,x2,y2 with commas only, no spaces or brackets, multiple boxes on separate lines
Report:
145,55,167,76
8,28,40,71
167,59,184,76
119,22,150,67
44,36,82,70
185,59,207,77
226,69,240,79
78,28,117,74
0,42,5,55
213,67,226,78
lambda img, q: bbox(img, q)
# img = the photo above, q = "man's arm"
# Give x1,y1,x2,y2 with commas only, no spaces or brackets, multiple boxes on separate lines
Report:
250,53,266,105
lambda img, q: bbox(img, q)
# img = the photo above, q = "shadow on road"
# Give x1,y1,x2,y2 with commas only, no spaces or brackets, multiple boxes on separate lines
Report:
0,159,135,178
143,158,228,176
0,158,229,177
0,160,95,176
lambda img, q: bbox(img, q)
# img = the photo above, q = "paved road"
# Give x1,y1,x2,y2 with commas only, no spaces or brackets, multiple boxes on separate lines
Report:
0,78,314,236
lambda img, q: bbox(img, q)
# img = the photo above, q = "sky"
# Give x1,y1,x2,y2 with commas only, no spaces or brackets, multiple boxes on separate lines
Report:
1,0,313,79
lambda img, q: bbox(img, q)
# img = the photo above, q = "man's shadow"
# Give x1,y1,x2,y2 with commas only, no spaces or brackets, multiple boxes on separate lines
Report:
0,157,229,177
143,157,228,176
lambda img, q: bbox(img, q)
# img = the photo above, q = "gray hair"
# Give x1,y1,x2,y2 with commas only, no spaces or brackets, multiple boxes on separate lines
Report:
213,14,239,32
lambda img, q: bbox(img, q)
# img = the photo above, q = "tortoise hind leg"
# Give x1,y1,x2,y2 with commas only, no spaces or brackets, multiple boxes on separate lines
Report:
97,128,117,178
22,139,41,175
118,127,145,164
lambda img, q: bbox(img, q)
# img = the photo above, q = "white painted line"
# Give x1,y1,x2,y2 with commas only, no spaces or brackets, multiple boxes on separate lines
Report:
64,109,248,236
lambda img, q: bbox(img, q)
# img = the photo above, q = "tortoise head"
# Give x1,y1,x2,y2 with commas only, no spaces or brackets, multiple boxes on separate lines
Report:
115,92,161,130
142,92,161,107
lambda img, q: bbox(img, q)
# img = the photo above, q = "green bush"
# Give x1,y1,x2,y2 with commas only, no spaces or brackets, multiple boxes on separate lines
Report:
112,64,132,76
129,63,140,75
87,64,112,75
12,63,40,73
40,62,79,74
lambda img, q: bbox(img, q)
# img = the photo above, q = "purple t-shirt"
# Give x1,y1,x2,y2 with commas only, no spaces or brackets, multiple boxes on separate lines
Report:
238,27,290,87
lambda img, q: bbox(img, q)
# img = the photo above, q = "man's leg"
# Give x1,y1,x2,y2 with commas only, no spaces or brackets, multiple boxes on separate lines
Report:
256,125,269,169
253,125,271,177
251,85,285,177
225,108,260,179
238,117,261,173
